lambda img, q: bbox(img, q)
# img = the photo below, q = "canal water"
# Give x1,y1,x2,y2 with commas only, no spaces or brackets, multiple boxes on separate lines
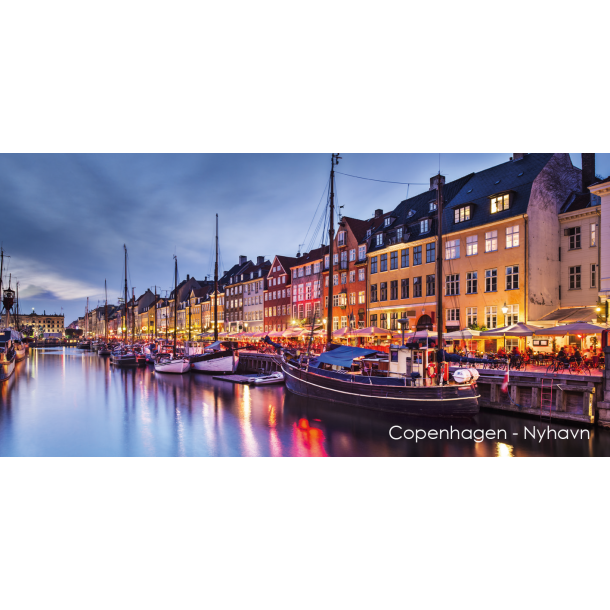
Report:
1,348,610,457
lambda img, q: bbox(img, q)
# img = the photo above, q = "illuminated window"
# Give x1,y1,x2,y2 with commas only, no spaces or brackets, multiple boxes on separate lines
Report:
591,223,597,247
445,239,460,259
491,194,510,213
420,219,430,233
506,225,519,248
485,231,498,252
454,206,470,223
466,307,477,327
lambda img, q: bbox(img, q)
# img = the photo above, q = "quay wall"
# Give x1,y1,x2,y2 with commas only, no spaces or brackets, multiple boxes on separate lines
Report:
597,346,610,428
237,352,282,374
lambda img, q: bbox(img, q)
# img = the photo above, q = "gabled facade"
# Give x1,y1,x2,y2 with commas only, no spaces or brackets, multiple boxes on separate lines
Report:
264,254,299,332
224,256,253,332
242,257,271,333
290,246,328,327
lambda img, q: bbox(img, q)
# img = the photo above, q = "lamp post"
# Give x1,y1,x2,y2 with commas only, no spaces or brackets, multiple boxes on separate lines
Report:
501,303,509,350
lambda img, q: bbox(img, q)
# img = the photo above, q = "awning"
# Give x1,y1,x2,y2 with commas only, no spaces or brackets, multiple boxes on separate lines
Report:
534,321,606,336
315,346,379,368
480,322,544,337
532,307,598,324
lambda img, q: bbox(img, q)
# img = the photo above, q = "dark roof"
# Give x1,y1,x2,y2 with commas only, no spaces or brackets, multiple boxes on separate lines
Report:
560,190,601,213
442,153,554,234
291,245,329,267
368,173,474,253
274,255,301,278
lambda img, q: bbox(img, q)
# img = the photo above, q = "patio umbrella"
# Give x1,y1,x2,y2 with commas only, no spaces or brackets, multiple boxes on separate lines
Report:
480,322,543,337
332,327,356,338
443,329,481,339
282,328,303,338
535,321,605,336
355,326,392,337
268,330,284,338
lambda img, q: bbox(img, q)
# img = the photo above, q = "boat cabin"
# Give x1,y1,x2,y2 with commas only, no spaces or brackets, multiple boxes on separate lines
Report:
389,342,440,382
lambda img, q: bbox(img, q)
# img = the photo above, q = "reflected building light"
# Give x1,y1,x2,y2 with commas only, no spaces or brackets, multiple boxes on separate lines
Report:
496,442,514,458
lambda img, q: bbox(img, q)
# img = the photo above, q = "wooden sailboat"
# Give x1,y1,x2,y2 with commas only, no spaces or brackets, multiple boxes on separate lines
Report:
281,154,480,417
189,214,238,374
111,245,137,367
0,249,17,380
154,255,190,374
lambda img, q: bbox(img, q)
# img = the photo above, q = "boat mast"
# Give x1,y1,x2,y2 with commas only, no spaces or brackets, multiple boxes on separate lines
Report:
105,280,108,343
124,245,128,345
86,296,89,339
435,174,445,384
173,255,178,358
214,214,219,342
16,282,19,330
327,153,340,349
131,287,135,345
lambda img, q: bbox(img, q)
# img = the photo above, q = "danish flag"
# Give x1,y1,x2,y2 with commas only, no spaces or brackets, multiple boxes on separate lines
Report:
501,372,509,393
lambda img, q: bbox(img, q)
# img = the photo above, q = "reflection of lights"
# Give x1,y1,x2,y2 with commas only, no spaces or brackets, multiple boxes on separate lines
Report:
496,442,514,458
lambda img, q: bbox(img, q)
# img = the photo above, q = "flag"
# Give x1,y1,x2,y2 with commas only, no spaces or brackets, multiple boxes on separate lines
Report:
501,371,509,393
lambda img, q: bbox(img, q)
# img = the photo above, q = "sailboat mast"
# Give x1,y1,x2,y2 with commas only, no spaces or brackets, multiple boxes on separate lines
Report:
173,256,178,358
435,175,445,383
131,288,135,345
105,280,108,343
327,154,340,349
124,245,128,345
214,214,219,342
16,282,19,330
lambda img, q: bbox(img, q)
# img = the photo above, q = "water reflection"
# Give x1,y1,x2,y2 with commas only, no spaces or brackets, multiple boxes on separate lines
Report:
0,348,609,457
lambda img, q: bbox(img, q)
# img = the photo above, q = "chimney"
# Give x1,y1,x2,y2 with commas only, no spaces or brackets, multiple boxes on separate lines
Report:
257,256,265,265
296,251,301,258
429,174,445,191
374,209,383,218
239,255,247,265
582,153,596,191
187,274,190,281
512,153,526,161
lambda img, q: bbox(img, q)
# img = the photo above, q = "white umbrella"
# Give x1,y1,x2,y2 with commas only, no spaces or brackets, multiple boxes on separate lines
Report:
535,321,605,336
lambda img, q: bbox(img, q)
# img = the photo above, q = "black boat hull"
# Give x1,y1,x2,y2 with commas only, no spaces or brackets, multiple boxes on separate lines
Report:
281,361,479,418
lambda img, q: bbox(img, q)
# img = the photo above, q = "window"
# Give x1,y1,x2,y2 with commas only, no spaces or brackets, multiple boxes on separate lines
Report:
349,270,355,283
420,219,430,233
333,317,339,331
313,280,320,298
466,307,477,327
454,206,471,223
446,308,460,323
413,277,422,298
370,284,378,302
390,312,398,330
370,257,378,274
298,267,304,278
466,271,477,294
358,268,365,281
401,248,409,268
340,316,347,328
566,226,581,250
333,253,339,265
426,242,435,263
306,283,312,300
401,278,409,299
380,254,387,272
384,217,392,227
506,225,519,248
485,268,497,292
485,306,498,329
349,248,356,261
485,230,498,252
348,292,355,305
413,246,422,266
445,274,459,295
506,265,519,290
358,291,365,304
333,274,338,286
591,263,597,288
429,201,437,212
390,250,398,270
506,304,519,325
397,228,403,241
591,223,597,247
341,273,347,285
445,239,460,259
338,231,346,246
370,314,377,327
358,245,366,260
366,229,372,239
380,313,388,329
390,280,398,300
325,275,329,287
376,234,383,246
314,262,320,273
324,255,330,269
569,266,581,289
491,194,510,213
380,282,387,301
426,274,435,297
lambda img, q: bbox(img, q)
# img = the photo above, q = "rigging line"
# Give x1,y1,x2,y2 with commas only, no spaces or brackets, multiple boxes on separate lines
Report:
301,178,330,250
336,171,427,186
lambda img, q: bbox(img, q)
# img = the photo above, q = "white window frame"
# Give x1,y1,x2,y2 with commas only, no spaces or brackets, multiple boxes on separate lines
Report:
485,230,498,252
445,239,460,260
506,225,520,249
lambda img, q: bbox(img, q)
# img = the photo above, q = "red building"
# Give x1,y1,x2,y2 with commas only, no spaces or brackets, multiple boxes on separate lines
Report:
289,246,328,326
322,212,389,330
264,255,300,332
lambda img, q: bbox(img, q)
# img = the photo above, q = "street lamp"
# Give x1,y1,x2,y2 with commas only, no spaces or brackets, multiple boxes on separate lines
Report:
501,303,509,349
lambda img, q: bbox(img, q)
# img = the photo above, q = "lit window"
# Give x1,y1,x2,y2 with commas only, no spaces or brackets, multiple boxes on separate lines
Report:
397,228,403,241
358,268,365,281
420,219,430,233
445,239,460,260
358,245,366,260
485,231,498,252
430,201,437,212
506,225,520,248
591,223,597,247
376,234,383,246
349,249,356,261
491,194,510,213
466,307,477,327
506,304,519,325
454,206,470,223
384,217,391,227
358,291,365,304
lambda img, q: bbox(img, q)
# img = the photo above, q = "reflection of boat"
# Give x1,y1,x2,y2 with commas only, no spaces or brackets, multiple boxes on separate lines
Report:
111,349,137,367
0,329,17,381
13,334,26,362
247,372,284,385
77,341,91,350
189,341,238,374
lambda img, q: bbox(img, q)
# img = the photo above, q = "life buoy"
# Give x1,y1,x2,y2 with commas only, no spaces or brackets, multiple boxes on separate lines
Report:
427,363,437,378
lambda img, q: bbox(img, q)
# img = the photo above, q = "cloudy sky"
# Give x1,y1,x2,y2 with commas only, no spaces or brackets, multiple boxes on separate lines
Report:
1,153,607,324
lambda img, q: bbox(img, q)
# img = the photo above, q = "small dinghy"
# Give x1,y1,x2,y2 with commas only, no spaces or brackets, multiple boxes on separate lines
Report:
247,372,285,385
154,355,190,374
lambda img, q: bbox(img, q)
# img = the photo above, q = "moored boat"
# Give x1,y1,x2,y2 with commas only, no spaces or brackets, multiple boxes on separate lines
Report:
189,341,238,374
0,329,17,381
154,355,191,374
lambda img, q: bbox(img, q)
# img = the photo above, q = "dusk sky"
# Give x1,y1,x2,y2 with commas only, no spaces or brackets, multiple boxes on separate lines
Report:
1,153,608,324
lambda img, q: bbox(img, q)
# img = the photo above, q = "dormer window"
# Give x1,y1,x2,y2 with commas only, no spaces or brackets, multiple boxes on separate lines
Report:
397,228,403,241
491,193,510,214
366,229,371,238
407,209,416,218
454,206,471,223
384,217,392,227
420,219,430,234
429,201,437,212
376,233,383,246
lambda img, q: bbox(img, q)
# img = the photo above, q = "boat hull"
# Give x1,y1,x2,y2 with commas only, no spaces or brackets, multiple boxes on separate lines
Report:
190,352,237,374
155,359,191,374
281,361,479,418
14,346,26,362
0,359,15,381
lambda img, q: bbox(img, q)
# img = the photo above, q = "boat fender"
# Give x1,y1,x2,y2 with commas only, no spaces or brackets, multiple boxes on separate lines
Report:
427,363,437,378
